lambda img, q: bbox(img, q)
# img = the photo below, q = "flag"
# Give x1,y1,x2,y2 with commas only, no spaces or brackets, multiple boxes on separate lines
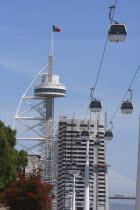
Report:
52,25,61,32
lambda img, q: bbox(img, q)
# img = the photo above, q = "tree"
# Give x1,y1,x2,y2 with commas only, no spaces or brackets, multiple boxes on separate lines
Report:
0,169,54,210
0,121,28,192
17,150,28,176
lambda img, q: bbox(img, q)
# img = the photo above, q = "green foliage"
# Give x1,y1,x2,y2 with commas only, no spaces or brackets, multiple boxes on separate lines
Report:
0,121,28,192
17,150,28,174
0,170,54,210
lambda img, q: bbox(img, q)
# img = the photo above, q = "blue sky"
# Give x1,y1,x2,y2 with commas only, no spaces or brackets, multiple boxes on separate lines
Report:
1,0,140,181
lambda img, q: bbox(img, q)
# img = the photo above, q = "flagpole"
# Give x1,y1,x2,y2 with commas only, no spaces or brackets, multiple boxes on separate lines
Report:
52,31,54,57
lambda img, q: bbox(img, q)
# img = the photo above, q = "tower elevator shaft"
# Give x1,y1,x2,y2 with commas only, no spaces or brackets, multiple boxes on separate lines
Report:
44,97,54,183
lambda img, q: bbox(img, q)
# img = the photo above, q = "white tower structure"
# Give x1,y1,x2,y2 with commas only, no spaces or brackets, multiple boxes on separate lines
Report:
13,40,66,208
34,56,66,183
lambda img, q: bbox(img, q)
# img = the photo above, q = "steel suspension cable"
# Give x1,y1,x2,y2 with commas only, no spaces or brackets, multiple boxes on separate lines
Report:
81,106,90,129
108,64,140,125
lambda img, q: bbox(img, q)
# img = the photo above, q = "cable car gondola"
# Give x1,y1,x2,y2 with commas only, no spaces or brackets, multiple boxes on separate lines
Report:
90,88,102,112
108,5,127,42
104,130,113,140
109,24,127,42
90,100,102,113
81,131,89,140
121,101,133,114
93,141,101,148
104,121,113,140
121,89,133,114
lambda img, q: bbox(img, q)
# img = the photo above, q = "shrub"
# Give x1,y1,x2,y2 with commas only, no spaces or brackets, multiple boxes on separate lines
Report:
0,169,54,210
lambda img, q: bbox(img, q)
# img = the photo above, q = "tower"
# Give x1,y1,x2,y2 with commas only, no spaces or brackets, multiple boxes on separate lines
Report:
13,46,66,209
34,55,66,183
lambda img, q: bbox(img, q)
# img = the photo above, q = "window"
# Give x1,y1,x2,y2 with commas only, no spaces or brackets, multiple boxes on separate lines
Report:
59,122,67,126
98,195,105,197
98,191,105,193
67,131,79,133
80,124,87,127
35,88,66,94
98,137,104,139
98,125,104,128
98,132,104,135
99,149,105,152
98,187,105,189
67,124,76,127
99,157,105,160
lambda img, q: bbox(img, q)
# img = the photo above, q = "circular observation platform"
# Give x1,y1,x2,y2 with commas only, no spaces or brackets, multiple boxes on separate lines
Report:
34,74,66,97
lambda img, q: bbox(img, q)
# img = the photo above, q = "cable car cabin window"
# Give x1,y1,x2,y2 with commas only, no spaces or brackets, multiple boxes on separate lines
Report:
109,24,126,34
121,102,133,109
90,101,102,108
105,131,113,137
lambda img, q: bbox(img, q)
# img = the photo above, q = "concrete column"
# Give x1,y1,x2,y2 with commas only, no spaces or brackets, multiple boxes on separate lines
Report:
73,176,76,210
135,117,140,210
84,138,90,210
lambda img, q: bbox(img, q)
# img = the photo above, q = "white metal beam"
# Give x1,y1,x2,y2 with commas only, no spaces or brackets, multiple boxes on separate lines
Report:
23,96,47,100
17,142,42,156
19,101,44,117
16,120,45,138
15,117,45,120
17,138,45,141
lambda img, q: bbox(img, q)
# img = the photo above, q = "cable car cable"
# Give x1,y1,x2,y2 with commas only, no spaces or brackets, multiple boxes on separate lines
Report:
108,5,118,24
93,0,118,96
80,106,90,131
107,64,140,125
